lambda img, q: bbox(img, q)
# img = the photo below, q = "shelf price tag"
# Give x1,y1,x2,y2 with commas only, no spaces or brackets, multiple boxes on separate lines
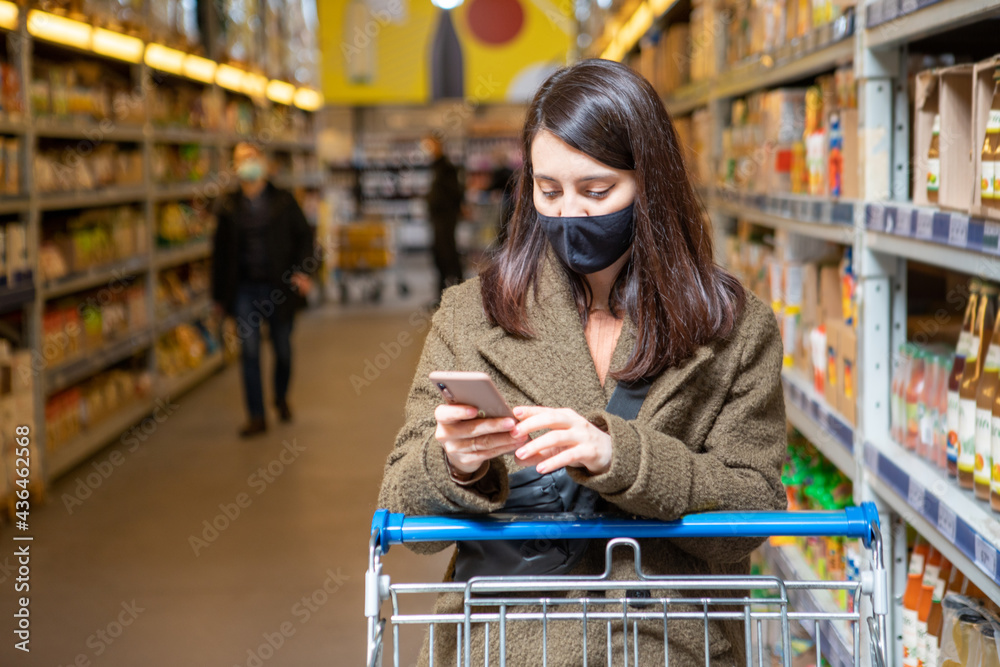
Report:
907,478,926,515
864,443,879,472
948,214,970,248
937,504,957,543
868,205,887,232
975,534,998,578
915,210,934,240
984,222,1000,254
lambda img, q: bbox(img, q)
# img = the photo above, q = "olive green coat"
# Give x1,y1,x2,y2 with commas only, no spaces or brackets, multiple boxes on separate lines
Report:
377,255,787,666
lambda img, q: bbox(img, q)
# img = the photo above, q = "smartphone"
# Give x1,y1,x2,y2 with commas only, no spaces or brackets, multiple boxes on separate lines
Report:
428,371,515,419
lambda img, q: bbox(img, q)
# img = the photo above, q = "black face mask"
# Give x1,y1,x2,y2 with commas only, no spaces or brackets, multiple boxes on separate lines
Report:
537,203,635,274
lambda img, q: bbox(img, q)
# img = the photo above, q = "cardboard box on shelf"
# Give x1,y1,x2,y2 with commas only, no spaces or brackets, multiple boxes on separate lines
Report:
820,265,842,323
824,319,842,408
839,324,857,425
973,55,1000,221
840,108,860,199
913,69,940,208
801,263,819,328
939,65,976,213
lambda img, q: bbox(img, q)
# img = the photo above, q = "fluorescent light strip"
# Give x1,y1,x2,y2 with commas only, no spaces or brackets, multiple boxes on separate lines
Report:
92,28,144,63
243,72,268,98
0,1,18,31
145,43,186,75
216,64,246,92
266,80,296,105
293,88,323,111
183,55,217,83
27,10,92,50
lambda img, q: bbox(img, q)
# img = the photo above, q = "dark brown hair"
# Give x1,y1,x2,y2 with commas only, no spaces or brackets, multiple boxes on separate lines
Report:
479,59,746,383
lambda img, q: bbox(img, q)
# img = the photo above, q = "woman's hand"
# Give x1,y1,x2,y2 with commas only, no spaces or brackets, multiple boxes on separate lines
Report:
435,404,527,476
511,406,613,475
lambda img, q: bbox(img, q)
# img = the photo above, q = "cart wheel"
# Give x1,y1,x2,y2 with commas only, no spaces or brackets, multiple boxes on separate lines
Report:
339,283,349,304
398,282,410,298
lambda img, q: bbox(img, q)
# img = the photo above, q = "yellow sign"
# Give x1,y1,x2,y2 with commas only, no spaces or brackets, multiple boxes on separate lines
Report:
320,0,574,105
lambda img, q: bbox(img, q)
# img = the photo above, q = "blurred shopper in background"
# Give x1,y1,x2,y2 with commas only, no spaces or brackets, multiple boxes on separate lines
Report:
211,142,316,438
424,135,464,301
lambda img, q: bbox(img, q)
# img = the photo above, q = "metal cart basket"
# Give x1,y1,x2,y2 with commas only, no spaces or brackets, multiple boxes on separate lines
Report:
366,504,888,667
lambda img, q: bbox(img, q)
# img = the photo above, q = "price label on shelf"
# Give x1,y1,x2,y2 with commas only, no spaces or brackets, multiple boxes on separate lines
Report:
984,222,1000,254
948,214,970,247
937,504,957,543
975,534,998,578
868,205,887,232
864,443,879,472
908,478,925,514
915,210,934,240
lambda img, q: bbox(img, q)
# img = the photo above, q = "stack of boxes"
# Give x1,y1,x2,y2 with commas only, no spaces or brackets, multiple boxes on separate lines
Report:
0,341,40,512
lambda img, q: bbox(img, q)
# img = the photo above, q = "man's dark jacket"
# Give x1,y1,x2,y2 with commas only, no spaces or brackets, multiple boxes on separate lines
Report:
211,182,316,322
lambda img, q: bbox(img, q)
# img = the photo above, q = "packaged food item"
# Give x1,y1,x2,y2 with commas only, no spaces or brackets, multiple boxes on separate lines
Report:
983,78,1000,212
928,114,941,204
960,284,999,489
951,281,982,476
924,558,953,667
903,538,930,666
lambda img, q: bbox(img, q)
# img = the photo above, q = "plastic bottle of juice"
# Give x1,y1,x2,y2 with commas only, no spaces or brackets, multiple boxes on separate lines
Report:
977,305,1000,500
916,580,935,667
960,283,999,489
924,557,953,667
896,344,915,445
950,281,982,477
907,348,928,451
938,356,954,469
903,538,930,666
921,355,941,462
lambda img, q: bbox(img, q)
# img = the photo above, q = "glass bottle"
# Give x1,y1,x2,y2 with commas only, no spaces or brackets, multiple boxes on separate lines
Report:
928,114,941,204
921,354,940,462
924,559,951,667
977,305,1000,499
938,356,954,469
986,80,1000,212
950,280,981,476
895,344,914,445
960,283,999,489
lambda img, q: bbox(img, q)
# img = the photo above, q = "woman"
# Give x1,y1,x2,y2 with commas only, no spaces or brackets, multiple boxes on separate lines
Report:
378,59,786,666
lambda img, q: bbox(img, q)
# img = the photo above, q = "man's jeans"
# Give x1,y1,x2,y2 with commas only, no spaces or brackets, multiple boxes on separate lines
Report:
234,283,293,419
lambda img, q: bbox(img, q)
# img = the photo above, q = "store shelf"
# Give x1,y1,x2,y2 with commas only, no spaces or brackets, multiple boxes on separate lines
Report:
268,138,315,152
664,33,854,115
153,240,211,270
0,117,27,135
156,297,212,334
34,120,145,142
865,0,1000,50
0,197,29,215
152,182,212,201
763,542,855,667
151,128,219,145
864,202,1000,273
712,190,859,244
41,255,149,300
46,398,155,479
782,370,857,480
0,282,35,315
43,328,153,396
863,435,1000,602
154,352,224,400
38,186,148,211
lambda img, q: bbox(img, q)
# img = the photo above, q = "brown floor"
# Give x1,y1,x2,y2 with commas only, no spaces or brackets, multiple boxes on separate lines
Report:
0,262,451,666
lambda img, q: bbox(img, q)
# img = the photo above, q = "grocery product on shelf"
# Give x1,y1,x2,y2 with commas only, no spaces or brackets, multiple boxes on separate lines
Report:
982,90,998,209
978,314,1000,500
152,144,213,184
960,284,999,490
0,340,39,503
157,202,213,247
927,114,941,204
38,207,146,282
903,537,930,666
34,143,143,193
906,347,926,452
42,283,147,367
31,59,143,125
925,558,953,667
950,281,981,477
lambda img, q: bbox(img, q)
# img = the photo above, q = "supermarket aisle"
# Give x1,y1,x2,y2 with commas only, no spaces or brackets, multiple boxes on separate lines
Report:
0,261,450,666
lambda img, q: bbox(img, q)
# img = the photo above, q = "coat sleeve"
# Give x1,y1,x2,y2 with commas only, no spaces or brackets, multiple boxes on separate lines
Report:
376,288,510,554
570,305,788,564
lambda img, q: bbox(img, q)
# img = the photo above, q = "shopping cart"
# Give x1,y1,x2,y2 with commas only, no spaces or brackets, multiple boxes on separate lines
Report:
331,220,408,303
366,504,888,667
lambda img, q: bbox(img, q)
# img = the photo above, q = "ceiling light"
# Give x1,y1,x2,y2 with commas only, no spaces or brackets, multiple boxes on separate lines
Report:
27,10,92,50
183,55,217,84
145,43,186,75
293,88,323,112
92,28,144,63
266,80,296,105
0,2,19,31
216,64,246,92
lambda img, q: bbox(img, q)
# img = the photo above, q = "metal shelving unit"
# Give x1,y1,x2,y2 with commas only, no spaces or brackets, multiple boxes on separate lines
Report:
0,7,320,485
600,0,1000,664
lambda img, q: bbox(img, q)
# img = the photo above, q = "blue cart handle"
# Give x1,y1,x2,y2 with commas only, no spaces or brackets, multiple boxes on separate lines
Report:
371,503,880,552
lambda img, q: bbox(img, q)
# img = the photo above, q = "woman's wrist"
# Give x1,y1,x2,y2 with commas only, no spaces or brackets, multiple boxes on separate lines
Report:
447,459,490,486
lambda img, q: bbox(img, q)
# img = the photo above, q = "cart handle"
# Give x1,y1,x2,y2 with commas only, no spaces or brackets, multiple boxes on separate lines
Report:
371,503,881,552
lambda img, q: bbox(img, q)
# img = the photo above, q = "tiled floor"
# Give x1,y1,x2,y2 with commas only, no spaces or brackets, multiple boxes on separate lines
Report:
0,259,450,666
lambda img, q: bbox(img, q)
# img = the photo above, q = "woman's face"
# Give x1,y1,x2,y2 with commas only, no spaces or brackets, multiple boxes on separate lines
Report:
531,130,636,218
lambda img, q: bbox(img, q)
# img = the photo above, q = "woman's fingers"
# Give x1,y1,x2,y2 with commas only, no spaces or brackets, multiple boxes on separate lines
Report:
436,416,519,443
510,406,579,439
435,403,481,424
514,430,573,461
535,447,585,474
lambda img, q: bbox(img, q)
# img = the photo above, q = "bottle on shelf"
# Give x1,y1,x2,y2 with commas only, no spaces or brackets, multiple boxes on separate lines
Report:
928,114,941,205
916,579,935,667
937,356,954,469
982,622,1000,667
984,79,1000,213
895,344,915,444
920,353,941,462
960,283,999,489
950,280,982,477
907,349,927,452
903,538,930,667
978,307,1000,500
